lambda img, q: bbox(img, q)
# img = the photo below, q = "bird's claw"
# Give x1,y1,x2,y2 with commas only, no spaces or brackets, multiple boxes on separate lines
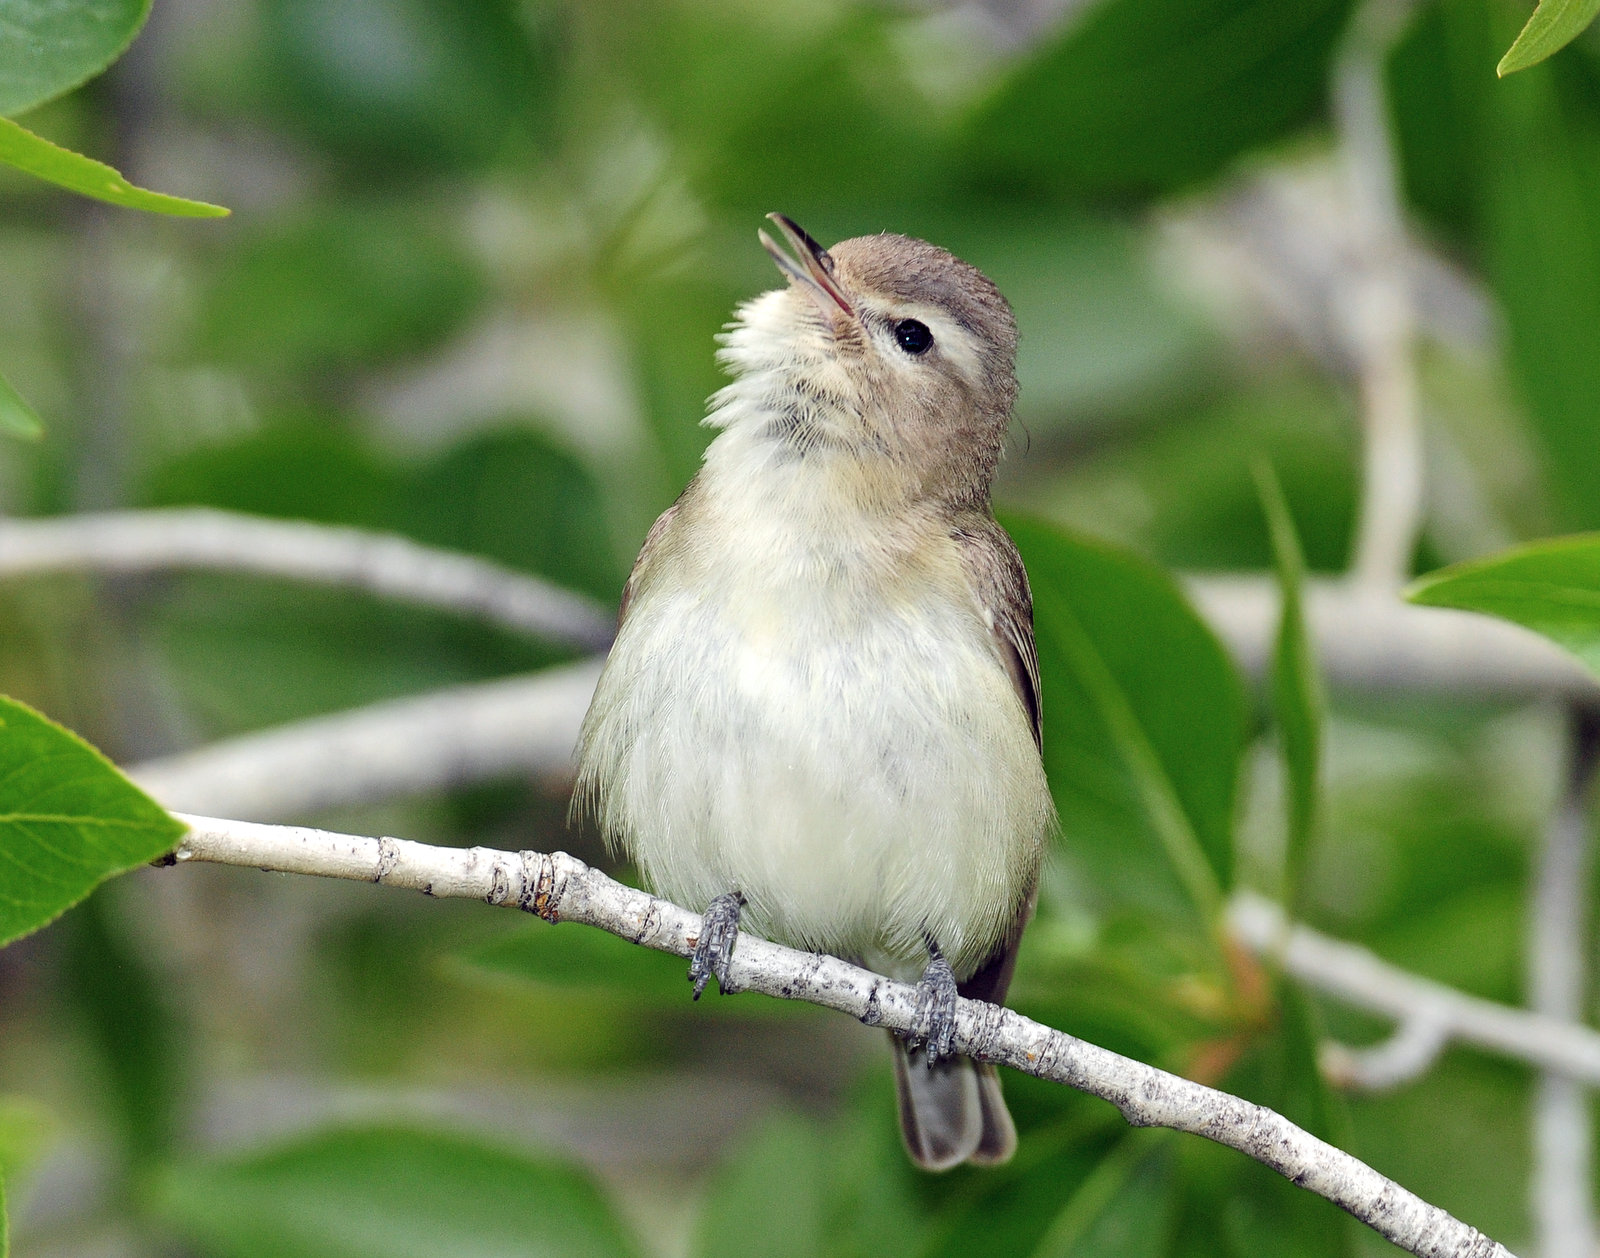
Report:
689,892,744,999
909,952,959,1065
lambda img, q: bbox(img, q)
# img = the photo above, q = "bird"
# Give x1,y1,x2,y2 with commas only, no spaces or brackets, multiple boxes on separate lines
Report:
574,214,1054,1170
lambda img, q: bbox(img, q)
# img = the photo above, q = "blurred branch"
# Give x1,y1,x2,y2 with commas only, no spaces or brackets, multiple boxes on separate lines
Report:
118,575,1592,821
1187,576,1597,699
128,660,602,820
0,509,616,650
168,815,1516,1258
1528,709,1600,1258
1229,892,1600,1085
1333,0,1427,592
1318,1013,1449,1091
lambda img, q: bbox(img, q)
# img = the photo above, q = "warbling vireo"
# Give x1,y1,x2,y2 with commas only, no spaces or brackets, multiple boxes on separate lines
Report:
575,215,1054,1170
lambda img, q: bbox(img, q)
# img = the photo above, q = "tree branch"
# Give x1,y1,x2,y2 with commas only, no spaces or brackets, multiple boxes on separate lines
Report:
128,661,602,820
1333,0,1428,592
1528,709,1600,1258
0,509,616,650
166,813,1514,1258
1229,892,1600,1085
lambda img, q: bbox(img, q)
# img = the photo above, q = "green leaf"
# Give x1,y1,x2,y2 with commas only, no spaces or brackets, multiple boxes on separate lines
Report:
152,1126,641,1258
965,0,1353,199
1,1168,7,1258
1406,534,1600,678
0,0,151,116
0,116,228,216
0,695,186,948
1497,0,1600,74
461,919,689,1001
1026,1130,1173,1258
1254,460,1324,911
1007,516,1247,925
0,371,42,440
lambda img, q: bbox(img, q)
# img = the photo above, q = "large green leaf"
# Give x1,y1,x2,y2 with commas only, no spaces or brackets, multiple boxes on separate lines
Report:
1255,461,1324,911
0,0,150,116
965,0,1353,199
152,1126,640,1258
1007,517,1247,925
0,116,228,216
1406,534,1600,677
1497,0,1600,74
1,1168,7,1258
0,696,185,948
1426,0,1600,529
0,371,42,440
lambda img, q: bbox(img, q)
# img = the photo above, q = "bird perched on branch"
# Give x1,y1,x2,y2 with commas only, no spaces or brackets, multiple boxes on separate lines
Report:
575,215,1054,1169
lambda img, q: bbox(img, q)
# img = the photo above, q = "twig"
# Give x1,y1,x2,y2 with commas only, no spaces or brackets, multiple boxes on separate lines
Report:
128,661,602,820
1319,1014,1450,1092
0,509,616,650
1528,709,1600,1258
1229,892,1600,1085
1187,576,1595,699
1333,0,1427,592
166,813,1514,1258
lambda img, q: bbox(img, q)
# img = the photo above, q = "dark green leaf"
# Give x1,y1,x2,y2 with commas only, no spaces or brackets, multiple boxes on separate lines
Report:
1498,0,1600,74
1254,460,1324,911
152,1126,641,1258
1431,1,1600,529
0,116,228,216
0,0,150,116
60,887,185,1162
1406,534,1600,677
0,696,185,948
0,371,42,440
1026,1130,1173,1258
460,919,688,1001
966,0,1354,199
1007,516,1247,924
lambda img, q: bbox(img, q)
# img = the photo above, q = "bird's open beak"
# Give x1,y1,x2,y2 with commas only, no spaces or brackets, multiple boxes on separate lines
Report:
759,213,855,319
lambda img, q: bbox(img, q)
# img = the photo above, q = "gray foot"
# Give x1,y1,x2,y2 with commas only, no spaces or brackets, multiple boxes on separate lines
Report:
689,892,744,999
910,950,959,1065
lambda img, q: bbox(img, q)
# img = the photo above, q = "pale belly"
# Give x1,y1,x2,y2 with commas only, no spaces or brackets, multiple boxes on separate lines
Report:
576,576,1052,979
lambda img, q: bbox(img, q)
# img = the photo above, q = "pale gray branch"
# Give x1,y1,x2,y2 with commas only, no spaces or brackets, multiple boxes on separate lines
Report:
1528,713,1599,1258
1319,1015,1450,1092
1229,892,1600,1085
130,661,602,820
0,508,615,650
167,814,1514,1258
1334,0,1428,592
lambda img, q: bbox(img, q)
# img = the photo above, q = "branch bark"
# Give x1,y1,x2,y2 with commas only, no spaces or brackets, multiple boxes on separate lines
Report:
129,661,602,820
1229,892,1600,1085
166,813,1514,1258
1528,709,1600,1258
0,509,616,650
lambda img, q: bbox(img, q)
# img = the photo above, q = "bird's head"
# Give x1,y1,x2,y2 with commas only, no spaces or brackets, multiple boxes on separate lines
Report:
710,214,1018,510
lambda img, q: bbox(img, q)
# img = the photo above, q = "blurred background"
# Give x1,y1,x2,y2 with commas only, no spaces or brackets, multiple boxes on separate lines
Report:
3,0,1599,1254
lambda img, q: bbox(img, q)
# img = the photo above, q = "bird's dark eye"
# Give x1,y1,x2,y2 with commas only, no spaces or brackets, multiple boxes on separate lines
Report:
894,319,933,355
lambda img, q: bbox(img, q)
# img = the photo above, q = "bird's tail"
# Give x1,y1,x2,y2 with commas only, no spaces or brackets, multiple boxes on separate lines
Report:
890,1033,1017,1171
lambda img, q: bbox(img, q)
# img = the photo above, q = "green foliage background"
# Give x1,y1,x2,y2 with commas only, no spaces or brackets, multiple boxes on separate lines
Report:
1,0,1597,1254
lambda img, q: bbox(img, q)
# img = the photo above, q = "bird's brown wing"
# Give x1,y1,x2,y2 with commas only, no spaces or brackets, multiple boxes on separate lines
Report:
950,514,1043,1009
953,517,1041,752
